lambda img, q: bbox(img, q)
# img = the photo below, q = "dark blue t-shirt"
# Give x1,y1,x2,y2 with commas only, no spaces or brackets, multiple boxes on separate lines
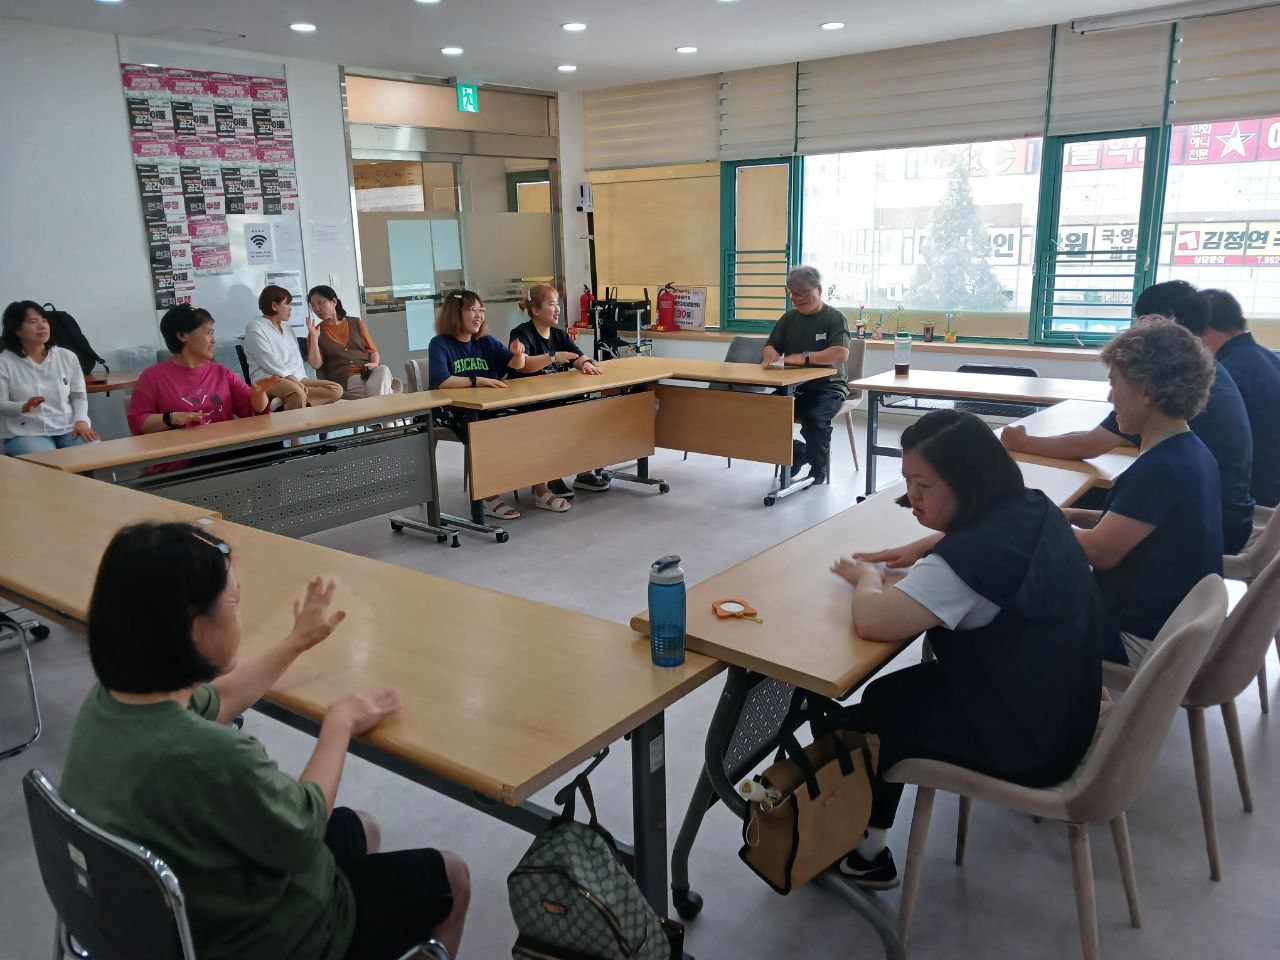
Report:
1096,431,1223,653
1215,332,1280,507
1100,359,1254,553
426,334,514,389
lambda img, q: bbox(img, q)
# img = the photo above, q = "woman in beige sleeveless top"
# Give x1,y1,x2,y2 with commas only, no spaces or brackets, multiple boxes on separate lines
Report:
306,285,398,399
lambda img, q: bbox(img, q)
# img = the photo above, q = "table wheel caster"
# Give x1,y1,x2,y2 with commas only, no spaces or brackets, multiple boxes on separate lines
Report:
764,495,777,507
390,521,404,534
658,482,671,494
495,530,510,543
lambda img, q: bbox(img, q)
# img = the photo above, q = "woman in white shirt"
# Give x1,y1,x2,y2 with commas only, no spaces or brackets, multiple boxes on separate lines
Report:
242,285,343,410
1,301,99,455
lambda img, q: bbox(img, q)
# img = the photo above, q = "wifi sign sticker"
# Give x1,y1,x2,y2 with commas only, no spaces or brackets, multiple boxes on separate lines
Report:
244,223,274,264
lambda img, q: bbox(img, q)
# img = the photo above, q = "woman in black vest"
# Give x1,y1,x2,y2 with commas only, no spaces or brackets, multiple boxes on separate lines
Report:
829,410,1104,889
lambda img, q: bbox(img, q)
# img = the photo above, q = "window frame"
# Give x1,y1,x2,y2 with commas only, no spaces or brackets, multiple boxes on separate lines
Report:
1028,128,1167,344
720,156,801,333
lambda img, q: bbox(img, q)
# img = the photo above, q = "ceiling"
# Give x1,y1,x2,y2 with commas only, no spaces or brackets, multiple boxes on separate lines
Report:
2,0,1195,92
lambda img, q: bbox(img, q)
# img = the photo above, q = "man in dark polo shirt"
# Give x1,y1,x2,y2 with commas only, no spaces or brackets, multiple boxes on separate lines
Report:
762,265,850,484
1202,289,1280,507
1001,280,1256,553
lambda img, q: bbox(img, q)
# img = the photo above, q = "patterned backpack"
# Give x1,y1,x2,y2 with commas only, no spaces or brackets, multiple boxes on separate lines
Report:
508,775,671,960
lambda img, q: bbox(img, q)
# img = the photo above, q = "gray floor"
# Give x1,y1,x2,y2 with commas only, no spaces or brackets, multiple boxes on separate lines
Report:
3,432,1279,959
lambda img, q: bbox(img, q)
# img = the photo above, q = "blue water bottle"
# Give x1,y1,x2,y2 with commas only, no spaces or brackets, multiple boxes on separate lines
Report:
648,555,686,666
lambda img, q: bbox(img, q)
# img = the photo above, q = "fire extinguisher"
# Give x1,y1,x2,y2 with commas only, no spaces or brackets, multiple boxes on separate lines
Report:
578,285,595,329
656,283,678,332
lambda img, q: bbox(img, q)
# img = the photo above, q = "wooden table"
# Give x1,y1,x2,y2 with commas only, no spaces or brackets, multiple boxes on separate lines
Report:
428,360,675,536
849,369,1113,495
1001,400,1136,488
84,371,139,395
21,392,459,546
629,459,1095,698
613,356,834,506
0,456,219,627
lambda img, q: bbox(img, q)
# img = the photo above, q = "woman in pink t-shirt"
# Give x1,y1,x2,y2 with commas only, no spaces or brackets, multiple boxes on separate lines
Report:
129,306,278,436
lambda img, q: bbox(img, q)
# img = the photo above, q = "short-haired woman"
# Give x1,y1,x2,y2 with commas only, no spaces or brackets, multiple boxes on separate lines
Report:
1068,317,1223,666
829,410,1105,889
0,300,99,454
60,522,470,960
244,285,343,410
306,284,398,400
427,289,534,519
129,305,278,436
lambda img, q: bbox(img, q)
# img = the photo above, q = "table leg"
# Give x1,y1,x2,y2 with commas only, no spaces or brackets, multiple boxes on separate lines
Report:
865,392,879,496
630,711,669,917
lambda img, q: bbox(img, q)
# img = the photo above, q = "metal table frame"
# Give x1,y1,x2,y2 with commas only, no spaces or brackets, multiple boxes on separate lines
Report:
89,414,459,547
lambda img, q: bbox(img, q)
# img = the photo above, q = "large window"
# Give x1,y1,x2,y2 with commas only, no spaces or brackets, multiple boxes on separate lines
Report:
1160,114,1280,343
801,139,1042,340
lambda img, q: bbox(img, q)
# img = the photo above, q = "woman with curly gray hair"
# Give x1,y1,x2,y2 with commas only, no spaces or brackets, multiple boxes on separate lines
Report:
1065,317,1224,665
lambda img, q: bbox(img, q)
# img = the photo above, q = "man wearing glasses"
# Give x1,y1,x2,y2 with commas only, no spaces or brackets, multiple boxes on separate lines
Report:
762,265,851,484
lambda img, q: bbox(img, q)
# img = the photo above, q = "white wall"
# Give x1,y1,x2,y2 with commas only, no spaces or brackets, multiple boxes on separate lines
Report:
0,18,360,437
0,19,156,365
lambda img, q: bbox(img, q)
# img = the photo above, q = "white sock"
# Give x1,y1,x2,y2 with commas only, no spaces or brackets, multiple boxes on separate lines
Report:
856,827,887,858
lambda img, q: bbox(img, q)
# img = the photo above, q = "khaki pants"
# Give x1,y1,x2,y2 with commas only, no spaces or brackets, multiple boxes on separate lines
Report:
265,377,343,410
344,364,395,399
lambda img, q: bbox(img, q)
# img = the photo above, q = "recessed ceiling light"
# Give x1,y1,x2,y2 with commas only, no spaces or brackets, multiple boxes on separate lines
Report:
415,0,441,4
557,64,578,72
676,46,698,54
820,21,846,30
562,22,587,32
440,46,464,55
94,0,124,4
290,22,317,33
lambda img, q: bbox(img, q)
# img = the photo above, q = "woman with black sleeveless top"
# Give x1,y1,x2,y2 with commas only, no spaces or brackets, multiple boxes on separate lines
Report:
829,410,1105,889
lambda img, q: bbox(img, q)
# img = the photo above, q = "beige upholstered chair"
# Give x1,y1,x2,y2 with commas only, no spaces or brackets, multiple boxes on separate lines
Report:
1103,552,1280,880
836,338,866,469
886,575,1227,960
1222,507,1280,713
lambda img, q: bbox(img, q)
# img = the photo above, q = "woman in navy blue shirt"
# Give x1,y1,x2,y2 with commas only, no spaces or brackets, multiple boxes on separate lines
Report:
427,290,535,520
1067,318,1223,665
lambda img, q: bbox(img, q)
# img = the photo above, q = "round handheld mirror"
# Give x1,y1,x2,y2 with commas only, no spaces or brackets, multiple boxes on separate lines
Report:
712,599,763,622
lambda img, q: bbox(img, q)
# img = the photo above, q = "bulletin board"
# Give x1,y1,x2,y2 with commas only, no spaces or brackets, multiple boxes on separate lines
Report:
119,57,307,339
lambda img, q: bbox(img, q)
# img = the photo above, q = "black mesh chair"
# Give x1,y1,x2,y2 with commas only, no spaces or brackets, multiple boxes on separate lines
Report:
24,769,451,960
24,769,198,960
952,363,1041,419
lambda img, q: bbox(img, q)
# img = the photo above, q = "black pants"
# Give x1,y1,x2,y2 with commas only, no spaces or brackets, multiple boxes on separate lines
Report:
792,388,845,474
840,663,987,829
325,807,454,960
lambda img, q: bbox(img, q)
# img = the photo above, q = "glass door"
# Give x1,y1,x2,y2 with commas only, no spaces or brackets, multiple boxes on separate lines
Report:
722,157,798,330
1033,130,1162,342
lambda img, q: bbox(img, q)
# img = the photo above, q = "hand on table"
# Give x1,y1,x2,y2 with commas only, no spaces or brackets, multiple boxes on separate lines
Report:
761,345,781,368
476,377,508,389
330,689,401,735
168,410,210,427
287,577,347,652
830,556,882,587
21,396,45,414
1001,424,1029,452
578,359,602,375
853,538,932,569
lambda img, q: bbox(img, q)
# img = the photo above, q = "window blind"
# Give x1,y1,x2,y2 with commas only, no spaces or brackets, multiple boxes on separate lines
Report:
719,63,797,160
1047,24,1171,135
581,76,719,170
796,28,1051,154
1169,5,1280,124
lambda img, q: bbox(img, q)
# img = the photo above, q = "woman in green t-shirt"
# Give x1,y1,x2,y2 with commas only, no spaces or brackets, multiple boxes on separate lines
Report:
59,522,470,960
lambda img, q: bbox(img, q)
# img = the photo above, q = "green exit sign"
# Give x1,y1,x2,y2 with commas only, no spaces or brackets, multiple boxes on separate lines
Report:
456,83,479,113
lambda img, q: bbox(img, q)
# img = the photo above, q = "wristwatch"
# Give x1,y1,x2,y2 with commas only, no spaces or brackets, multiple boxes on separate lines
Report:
803,352,812,367
162,411,177,429
468,374,478,387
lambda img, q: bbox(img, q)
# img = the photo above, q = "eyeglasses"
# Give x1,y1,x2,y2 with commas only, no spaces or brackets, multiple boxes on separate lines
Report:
190,528,231,556
786,287,816,300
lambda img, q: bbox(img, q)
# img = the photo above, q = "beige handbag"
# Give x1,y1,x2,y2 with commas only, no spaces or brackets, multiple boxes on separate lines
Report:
739,729,879,894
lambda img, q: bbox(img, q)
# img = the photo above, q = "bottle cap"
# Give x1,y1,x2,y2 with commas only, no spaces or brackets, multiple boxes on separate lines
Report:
650,555,684,584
